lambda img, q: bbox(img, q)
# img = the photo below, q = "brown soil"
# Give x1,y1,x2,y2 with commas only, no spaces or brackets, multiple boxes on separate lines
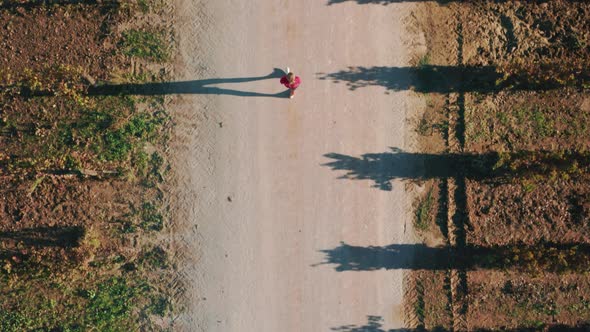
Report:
467,176,590,247
459,1,590,67
408,1,590,330
0,174,163,269
0,1,122,248
0,1,175,330
467,271,590,329
0,3,127,81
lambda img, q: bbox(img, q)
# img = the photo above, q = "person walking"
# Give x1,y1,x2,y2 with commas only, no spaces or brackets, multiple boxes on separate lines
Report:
280,68,301,99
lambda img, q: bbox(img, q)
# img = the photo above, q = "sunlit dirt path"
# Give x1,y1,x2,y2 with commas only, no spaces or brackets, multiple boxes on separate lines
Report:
171,0,425,331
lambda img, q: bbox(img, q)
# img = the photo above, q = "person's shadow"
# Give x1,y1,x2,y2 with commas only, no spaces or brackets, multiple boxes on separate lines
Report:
87,68,290,98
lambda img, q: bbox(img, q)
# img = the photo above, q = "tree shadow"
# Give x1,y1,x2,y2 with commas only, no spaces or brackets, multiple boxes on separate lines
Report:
315,241,590,272
331,315,590,332
0,248,26,260
0,226,84,248
322,148,590,191
87,68,290,98
0,0,114,10
318,65,589,93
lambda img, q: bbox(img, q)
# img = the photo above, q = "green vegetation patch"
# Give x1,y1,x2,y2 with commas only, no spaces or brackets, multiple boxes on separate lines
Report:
120,29,169,62
415,188,435,232
465,92,590,152
83,277,143,331
138,246,169,270
2,89,170,173
140,202,164,231
0,263,148,332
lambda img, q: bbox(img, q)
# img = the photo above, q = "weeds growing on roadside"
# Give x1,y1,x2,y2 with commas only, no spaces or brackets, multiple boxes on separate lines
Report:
415,188,435,231
139,246,169,270
416,115,431,136
120,29,169,62
418,53,431,68
140,202,164,231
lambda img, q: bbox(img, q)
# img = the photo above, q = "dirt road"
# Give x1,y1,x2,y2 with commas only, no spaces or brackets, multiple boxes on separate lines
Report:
172,0,425,331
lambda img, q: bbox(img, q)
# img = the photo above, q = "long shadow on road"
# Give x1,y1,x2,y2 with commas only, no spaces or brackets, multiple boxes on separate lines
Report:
318,65,589,93
86,68,290,98
315,241,590,272
322,148,590,191
331,315,590,332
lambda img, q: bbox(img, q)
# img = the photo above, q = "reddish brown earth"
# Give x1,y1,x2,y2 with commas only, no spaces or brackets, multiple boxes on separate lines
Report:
0,2,175,330
0,2,121,255
0,3,127,80
407,1,590,330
